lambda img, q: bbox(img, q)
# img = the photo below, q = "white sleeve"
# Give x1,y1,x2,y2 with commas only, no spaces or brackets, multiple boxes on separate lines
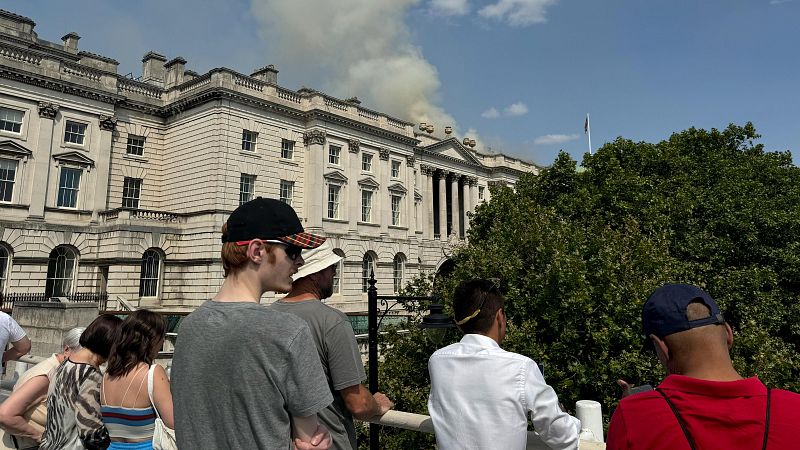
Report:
524,359,581,450
7,316,26,342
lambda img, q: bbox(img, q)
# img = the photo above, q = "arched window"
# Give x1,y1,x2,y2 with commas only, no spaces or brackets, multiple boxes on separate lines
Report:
139,249,163,297
332,249,345,295
0,243,11,294
362,252,376,293
393,253,406,294
46,246,78,298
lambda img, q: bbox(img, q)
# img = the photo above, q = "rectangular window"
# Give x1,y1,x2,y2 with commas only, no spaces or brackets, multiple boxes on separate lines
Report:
0,107,23,134
122,177,142,209
64,121,87,145
332,259,342,294
327,184,341,219
126,135,146,156
329,145,341,165
239,173,256,205
281,139,294,159
391,194,402,226
57,167,81,208
478,186,485,201
279,180,294,206
362,153,372,172
391,160,401,178
242,130,258,152
0,159,17,202
361,189,373,222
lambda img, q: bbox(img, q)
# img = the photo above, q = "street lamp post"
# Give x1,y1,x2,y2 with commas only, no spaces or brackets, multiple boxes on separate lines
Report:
366,271,454,450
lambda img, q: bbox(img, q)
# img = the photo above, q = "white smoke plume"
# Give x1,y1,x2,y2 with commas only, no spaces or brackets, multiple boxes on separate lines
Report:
251,0,457,134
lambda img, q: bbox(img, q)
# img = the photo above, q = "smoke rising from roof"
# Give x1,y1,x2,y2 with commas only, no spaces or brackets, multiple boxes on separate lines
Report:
251,0,456,133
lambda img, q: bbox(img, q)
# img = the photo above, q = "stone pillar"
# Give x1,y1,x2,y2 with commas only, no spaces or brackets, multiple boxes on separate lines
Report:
379,148,390,233
450,173,460,238
303,130,326,232
12,301,99,357
406,155,416,235
472,179,480,209
424,166,434,239
91,115,116,222
29,102,59,219
462,177,471,236
348,139,360,231
438,171,447,240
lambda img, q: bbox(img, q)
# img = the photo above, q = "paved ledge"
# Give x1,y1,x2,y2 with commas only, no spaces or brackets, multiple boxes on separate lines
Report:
362,410,606,450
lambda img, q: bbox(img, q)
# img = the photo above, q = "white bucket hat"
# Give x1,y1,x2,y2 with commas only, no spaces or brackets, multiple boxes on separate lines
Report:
292,239,342,281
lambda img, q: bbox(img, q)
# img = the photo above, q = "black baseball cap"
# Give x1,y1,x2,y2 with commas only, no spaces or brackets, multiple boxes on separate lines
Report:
221,197,325,248
642,283,725,339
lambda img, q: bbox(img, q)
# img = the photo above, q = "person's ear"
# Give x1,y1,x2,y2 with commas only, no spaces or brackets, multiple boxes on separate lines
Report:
724,323,734,349
650,334,670,363
247,241,264,262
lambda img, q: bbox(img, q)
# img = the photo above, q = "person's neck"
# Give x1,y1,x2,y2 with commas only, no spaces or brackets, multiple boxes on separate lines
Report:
69,348,103,368
283,279,323,302
671,358,743,382
475,329,502,346
214,275,263,303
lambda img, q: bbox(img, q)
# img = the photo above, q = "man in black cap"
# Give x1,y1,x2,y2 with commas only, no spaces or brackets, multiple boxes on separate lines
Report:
607,283,800,450
172,198,334,450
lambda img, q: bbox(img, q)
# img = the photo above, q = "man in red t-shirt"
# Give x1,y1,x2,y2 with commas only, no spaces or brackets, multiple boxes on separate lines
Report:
607,284,800,450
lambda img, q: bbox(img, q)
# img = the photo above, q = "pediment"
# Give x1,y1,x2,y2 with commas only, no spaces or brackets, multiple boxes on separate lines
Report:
323,170,348,183
420,137,481,166
387,182,407,194
414,190,423,201
357,176,380,189
0,140,32,159
52,151,95,167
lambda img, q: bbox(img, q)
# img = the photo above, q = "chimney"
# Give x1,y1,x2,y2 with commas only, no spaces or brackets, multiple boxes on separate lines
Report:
164,56,187,89
250,65,278,84
61,32,80,52
141,51,167,85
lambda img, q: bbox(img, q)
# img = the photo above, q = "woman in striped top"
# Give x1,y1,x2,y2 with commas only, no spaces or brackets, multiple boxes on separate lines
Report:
101,310,174,450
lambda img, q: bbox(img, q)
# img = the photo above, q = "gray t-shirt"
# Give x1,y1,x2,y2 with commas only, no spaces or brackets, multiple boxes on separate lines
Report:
171,300,333,450
271,299,366,450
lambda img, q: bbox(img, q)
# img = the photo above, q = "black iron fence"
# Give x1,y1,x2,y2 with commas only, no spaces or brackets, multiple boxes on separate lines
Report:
0,292,109,311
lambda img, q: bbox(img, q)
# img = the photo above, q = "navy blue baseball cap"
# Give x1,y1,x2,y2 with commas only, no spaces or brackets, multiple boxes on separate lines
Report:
642,284,725,339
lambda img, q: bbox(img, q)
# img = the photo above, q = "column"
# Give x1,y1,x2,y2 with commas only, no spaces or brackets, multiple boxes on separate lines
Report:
450,173,460,238
425,166,435,239
303,130,326,232
347,139,360,231
472,178,480,211
438,170,447,240
462,177,471,236
379,148,390,234
29,102,59,219
406,155,417,236
91,115,116,222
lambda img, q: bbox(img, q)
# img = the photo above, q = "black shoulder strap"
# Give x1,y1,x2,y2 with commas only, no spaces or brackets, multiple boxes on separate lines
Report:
655,387,697,450
762,387,771,450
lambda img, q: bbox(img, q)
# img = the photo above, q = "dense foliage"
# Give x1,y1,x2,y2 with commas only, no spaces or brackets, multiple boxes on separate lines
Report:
363,123,800,448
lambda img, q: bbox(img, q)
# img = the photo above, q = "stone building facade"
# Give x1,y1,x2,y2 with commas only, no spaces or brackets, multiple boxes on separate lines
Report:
0,9,539,312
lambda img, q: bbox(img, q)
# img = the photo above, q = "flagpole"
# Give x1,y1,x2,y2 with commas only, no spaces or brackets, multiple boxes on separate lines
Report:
586,113,592,155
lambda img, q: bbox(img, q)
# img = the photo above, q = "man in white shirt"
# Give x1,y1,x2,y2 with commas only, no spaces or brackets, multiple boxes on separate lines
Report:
427,279,580,450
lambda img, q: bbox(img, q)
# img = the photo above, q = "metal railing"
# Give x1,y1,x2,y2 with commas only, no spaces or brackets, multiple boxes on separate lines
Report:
0,292,109,311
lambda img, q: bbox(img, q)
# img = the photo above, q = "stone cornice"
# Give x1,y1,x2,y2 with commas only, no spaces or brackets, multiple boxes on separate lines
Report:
306,109,419,146
0,9,35,26
77,50,118,65
52,150,95,168
0,66,123,105
0,140,32,159
421,137,482,165
416,148,481,169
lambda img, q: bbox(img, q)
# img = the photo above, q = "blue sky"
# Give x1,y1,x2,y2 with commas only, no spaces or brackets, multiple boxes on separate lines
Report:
10,0,799,166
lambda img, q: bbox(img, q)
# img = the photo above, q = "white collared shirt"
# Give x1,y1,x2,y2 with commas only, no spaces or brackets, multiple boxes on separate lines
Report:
428,334,580,450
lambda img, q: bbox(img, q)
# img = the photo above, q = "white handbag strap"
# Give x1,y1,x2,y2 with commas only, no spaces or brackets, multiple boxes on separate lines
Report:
147,364,163,420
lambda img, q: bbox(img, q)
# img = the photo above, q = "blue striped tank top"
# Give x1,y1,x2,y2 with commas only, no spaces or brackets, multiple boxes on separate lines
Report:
101,405,156,440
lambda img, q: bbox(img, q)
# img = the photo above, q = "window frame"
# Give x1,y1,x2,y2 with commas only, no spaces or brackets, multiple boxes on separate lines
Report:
126,135,146,156
0,243,11,295
327,183,342,219
390,193,402,226
45,246,78,298
332,249,345,295
362,252,376,293
393,254,405,294
390,160,401,178
478,186,485,201
361,188,374,223
0,107,24,135
0,158,18,203
63,120,87,146
239,173,256,205
279,179,294,206
328,144,341,165
361,153,373,172
122,177,142,209
242,129,258,152
56,166,82,209
281,139,295,160
139,248,163,298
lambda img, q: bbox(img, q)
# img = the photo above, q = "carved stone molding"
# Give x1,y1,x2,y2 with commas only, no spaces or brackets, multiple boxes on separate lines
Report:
379,148,390,160
467,176,479,186
99,115,117,131
38,102,60,119
303,129,327,146
488,180,507,188
348,139,360,154
419,164,432,175
406,155,416,168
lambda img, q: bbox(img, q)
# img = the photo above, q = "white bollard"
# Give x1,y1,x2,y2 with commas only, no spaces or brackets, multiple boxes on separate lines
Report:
576,400,604,443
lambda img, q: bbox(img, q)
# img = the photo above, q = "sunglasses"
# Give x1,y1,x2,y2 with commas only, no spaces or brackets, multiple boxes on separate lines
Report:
234,239,303,261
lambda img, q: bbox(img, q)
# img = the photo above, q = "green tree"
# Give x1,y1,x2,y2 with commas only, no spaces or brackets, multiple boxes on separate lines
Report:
369,123,800,447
